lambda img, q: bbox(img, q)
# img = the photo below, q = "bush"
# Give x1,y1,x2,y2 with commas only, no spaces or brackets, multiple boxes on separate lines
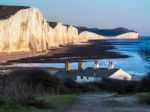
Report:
140,74,150,92
1,68,64,95
143,95,150,104
64,79,86,93
2,68,149,109
0,68,64,109
0,94,54,109
97,78,140,94
144,95,150,104
139,93,150,105
64,79,102,93
19,96,55,109
86,83,102,92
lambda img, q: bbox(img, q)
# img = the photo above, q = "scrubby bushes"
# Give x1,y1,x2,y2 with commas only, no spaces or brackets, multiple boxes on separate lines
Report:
138,74,150,105
1,68,150,108
0,68,103,109
8,68,63,94
20,97,54,109
0,68,61,109
64,79,101,93
0,68,147,97
100,78,140,94
140,74,150,92
94,75,150,94
138,93,150,105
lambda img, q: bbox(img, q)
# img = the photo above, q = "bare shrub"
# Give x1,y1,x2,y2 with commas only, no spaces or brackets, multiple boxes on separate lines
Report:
0,68,59,108
140,74,150,92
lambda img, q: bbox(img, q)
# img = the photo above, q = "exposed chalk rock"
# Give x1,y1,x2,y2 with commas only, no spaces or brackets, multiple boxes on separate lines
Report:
79,31,105,42
0,7,48,52
0,5,138,53
67,26,79,44
114,32,139,39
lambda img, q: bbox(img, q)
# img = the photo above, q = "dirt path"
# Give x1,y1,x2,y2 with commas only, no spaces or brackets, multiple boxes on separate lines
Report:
55,93,150,112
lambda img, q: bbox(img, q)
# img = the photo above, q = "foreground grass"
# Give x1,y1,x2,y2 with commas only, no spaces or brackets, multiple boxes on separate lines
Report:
0,94,77,112
43,94,77,107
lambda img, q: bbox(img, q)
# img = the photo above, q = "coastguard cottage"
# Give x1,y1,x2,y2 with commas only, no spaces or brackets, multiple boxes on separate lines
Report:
54,61,132,83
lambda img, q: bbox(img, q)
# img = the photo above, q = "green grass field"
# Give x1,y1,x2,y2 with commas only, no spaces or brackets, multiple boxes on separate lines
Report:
0,94,77,112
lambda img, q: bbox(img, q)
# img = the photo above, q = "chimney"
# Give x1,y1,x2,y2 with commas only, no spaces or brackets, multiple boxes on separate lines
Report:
108,61,114,69
65,61,71,72
78,61,84,71
94,61,100,69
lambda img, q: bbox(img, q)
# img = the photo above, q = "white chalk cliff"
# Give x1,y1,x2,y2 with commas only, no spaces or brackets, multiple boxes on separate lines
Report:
79,31,104,42
0,6,138,53
114,32,139,39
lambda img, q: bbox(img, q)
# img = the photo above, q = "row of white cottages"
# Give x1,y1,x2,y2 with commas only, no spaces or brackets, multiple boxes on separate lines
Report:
53,61,132,83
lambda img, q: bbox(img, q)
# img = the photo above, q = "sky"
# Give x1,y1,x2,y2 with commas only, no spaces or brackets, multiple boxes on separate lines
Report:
0,0,150,36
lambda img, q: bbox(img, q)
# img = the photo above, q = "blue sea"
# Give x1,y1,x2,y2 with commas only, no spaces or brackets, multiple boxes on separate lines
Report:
38,36,150,76
17,36,150,76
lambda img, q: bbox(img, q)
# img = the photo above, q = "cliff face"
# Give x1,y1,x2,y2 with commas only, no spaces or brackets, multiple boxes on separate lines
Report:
0,5,138,53
114,32,139,39
0,7,48,52
77,27,138,37
0,7,78,52
79,31,104,42
46,23,79,47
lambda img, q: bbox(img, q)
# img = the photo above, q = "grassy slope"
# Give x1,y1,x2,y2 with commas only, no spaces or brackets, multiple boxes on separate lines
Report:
0,94,77,112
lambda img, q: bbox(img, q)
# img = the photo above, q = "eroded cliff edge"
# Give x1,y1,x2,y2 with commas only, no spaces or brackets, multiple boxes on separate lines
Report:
0,5,138,53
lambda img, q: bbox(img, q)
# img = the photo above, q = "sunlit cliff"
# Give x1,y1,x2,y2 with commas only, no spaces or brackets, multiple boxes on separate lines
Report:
0,5,138,53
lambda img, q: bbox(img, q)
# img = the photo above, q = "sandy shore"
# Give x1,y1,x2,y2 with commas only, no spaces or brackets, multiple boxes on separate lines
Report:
0,40,129,64
0,51,47,63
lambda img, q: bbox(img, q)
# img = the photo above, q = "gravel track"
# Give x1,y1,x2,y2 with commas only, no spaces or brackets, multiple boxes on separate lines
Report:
55,93,150,112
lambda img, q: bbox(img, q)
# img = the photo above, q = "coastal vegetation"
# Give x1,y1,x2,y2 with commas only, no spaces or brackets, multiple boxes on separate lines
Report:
0,69,101,112
134,48,150,104
0,67,150,112
138,93,150,105
0,94,77,112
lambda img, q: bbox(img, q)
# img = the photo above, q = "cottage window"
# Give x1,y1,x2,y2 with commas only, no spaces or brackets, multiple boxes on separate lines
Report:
81,76,83,79
87,77,89,79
